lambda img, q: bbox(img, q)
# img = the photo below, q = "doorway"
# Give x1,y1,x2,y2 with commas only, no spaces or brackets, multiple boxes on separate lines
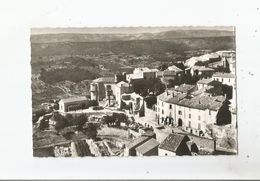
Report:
178,118,183,127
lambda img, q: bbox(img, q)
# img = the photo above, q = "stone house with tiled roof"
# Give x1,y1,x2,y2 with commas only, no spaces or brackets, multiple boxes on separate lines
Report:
159,133,215,156
158,133,193,156
135,138,159,156
156,84,227,136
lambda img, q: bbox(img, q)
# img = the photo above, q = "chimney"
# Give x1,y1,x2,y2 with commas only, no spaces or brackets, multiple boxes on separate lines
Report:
122,72,127,81
115,74,119,83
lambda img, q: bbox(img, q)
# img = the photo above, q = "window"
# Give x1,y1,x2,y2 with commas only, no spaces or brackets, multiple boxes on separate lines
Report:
189,114,191,119
198,123,201,130
198,115,201,120
189,121,191,128
178,110,182,115
209,110,211,115
158,108,160,112
222,78,223,82
162,109,164,115
169,104,172,109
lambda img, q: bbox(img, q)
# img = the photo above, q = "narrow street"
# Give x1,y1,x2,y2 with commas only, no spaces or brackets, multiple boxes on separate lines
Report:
130,108,185,142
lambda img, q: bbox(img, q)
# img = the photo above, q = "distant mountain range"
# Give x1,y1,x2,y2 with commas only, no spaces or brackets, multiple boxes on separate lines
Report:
31,29,235,43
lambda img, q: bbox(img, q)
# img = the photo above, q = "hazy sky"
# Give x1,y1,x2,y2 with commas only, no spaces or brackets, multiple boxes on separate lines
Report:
31,26,234,35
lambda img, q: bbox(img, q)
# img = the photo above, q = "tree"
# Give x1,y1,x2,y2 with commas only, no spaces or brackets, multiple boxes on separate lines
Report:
87,100,98,108
83,122,99,139
55,118,67,131
158,63,168,71
216,100,231,125
52,113,68,131
75,114,88,129
39,120,49,130
145,96,157,109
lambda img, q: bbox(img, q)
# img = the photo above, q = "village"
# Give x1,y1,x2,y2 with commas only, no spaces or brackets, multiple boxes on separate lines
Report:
33,50,237,157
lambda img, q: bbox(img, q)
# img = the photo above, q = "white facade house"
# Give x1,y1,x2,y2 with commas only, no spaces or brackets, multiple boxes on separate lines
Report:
197,78,213,90
59,96,89,112
90,77,116,101
114,81,133,107
156,85,226,136
212,72,235,87
126,67,158,82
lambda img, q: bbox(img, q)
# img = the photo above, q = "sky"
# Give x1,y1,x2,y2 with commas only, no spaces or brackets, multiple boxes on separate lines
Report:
31,26,235,35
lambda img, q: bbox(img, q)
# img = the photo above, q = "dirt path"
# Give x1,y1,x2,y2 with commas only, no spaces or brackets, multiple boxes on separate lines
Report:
52,85,72,96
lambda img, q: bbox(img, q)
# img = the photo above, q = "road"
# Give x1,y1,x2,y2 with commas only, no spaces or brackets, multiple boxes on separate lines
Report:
53,85,72,96
130,108,185,143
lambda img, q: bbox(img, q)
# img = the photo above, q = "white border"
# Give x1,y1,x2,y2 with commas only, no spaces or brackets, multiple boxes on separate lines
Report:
0,0,260,179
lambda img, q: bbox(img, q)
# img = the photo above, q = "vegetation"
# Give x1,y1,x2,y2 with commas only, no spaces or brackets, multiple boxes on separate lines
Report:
31,36,235,58
145,95,157,109
32,108,52,124
216,100,231,125
39,67,99,84
102,113,128,127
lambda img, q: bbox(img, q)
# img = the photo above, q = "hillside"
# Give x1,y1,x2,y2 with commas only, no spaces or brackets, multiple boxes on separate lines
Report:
31,29,234,43
31,36,235,58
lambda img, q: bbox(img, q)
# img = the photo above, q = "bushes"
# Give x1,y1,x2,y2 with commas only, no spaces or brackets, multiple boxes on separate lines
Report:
101,113,128,127
51,113,89,131
33,109,52,124
39,67,99,84
145,96,157,109
216,101,231,125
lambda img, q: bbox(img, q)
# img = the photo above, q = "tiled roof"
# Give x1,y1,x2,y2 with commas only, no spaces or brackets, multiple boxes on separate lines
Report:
197,78,213,85
60,96,88,103
127,73,143,80
92,77,115,83
72,140,91,157
163,70,177,76
159,134,190,152
212,72,235,78
116,81,130,87
134,67,158,73
127,136,151,149
158,91,186,104
178,132,215,152
158,87,226,111
135,138,159,154
178,94,225,111
174,84,196,93
167,65,183,72
190,66,214,71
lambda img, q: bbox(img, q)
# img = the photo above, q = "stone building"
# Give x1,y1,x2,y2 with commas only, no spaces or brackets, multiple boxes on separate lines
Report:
59,96,89,112
156,84,227,136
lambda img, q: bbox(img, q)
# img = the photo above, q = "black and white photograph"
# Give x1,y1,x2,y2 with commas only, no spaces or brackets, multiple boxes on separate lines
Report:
1,0,260,179
31,27,237,157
